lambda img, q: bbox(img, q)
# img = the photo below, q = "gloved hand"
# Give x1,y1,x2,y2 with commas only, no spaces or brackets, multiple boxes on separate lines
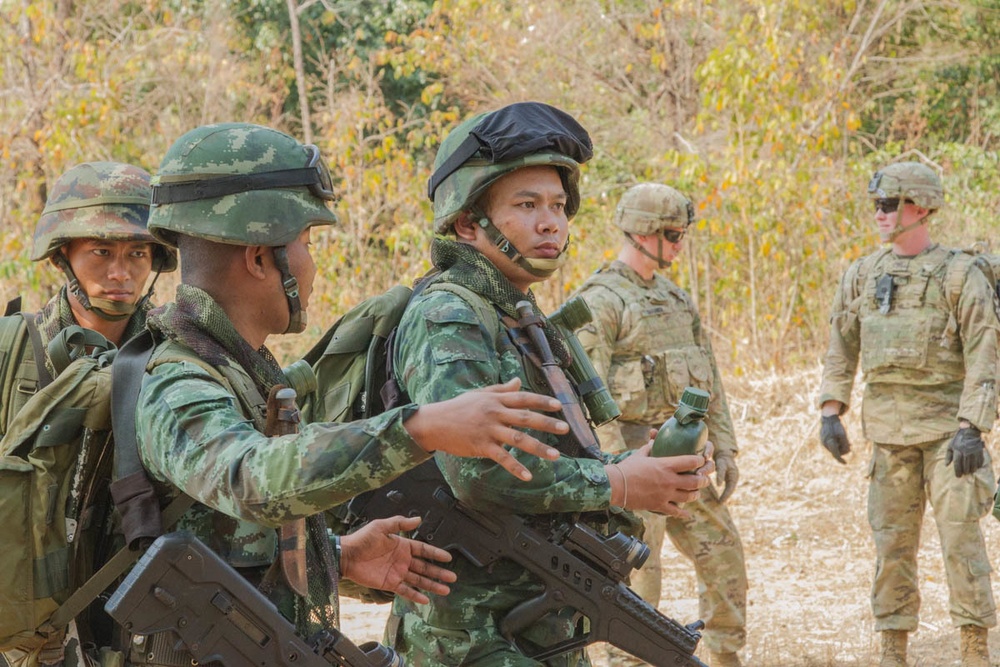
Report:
714,451,739,503
820,414,851,464
946,426,986,477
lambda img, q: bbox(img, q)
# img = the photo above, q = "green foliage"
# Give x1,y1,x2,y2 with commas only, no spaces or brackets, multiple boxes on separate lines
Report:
3,0,999,372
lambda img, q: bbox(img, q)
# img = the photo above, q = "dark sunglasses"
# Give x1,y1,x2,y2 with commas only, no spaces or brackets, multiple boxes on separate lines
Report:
661,228,686,243
151,144,336,205
873,198,908,214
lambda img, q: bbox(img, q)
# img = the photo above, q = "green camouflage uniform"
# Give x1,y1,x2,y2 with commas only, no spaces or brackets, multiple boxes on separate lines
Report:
0,289,150,437
387,240,636,667
573,259,747,656
818,243,999,632
133,284,432,612
1,161,171,667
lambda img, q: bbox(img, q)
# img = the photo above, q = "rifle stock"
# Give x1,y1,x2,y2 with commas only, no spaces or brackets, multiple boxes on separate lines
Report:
105,531,402,667
348,462,707,667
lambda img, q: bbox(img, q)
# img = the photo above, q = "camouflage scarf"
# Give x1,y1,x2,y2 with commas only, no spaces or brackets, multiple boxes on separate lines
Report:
34,287,152,376
146,284,285,401
37,287,152,345
431,237,570,365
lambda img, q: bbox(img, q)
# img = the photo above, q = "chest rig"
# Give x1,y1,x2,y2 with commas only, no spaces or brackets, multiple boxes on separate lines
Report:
593,268,712,423
857,246,965,384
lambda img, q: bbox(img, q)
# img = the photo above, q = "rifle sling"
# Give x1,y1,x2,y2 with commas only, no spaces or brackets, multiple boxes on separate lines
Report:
48,493,195,630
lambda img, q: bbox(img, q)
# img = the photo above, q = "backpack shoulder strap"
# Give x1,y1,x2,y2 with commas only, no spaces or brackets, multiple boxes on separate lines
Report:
110,330,196,544
45,331,193,633
942,249,979,316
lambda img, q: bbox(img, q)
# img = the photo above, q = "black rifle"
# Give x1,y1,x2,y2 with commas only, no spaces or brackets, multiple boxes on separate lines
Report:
105,531,402,667
348,462,708,667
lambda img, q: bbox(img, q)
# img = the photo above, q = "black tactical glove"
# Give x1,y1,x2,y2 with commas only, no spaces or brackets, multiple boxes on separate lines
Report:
946,426,986,477
820,414,851,464
714,451,739,503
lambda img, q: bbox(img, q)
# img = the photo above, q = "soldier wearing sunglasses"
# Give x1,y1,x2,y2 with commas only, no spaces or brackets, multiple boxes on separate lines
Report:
818,161,999,667
570,183,747,667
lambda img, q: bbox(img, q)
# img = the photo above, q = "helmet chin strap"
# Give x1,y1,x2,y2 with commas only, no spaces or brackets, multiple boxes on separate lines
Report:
53,252,135,322
271,246,306,334
625,233,671,269
882,217,929,243
476,216,569,278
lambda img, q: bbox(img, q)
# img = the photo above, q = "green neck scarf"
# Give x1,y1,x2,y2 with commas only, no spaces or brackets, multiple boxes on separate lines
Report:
146,284,285,400
431,237,570,365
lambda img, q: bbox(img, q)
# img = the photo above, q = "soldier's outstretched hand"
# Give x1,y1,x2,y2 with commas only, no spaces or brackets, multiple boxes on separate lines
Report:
340,515,457,605
403,378,566,482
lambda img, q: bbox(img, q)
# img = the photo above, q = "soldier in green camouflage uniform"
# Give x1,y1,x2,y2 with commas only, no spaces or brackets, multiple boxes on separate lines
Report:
572,183,747,667
0,162,176,667
0,161,177,438
386,103,715,666
818,162,998,667
118,122,573,667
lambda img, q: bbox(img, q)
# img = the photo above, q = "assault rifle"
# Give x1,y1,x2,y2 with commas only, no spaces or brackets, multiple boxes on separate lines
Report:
105,531,402,667
347,462,708,667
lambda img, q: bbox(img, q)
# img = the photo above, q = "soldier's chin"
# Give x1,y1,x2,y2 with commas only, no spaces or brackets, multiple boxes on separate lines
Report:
878,229,894,243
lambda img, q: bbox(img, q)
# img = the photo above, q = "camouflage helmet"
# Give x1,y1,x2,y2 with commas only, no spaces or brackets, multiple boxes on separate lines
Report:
428,102,593,233
31,161,177,272
613,183,695,235
148,122,338,247
867,161,944,210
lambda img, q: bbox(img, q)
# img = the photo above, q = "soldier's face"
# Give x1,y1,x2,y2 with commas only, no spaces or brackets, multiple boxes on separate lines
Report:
874,198,923,242
62,238,154,309
636,226,684,266
479,166,569,291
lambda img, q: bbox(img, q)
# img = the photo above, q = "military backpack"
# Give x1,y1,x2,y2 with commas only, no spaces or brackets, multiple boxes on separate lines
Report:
300,277,498,424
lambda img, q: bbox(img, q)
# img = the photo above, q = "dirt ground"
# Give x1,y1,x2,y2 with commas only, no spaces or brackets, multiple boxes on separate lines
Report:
338,365,1000,666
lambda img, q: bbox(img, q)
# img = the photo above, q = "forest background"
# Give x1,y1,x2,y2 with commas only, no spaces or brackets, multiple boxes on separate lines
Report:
3,2,1000,665
2,0,999,371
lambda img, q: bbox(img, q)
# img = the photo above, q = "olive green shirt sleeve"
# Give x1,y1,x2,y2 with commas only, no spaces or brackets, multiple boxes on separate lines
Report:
393,289,614,515
818,261,863,411
136,360,432,527
955,267,999,432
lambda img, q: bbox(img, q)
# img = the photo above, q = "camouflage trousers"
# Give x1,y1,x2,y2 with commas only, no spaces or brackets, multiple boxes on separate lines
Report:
868,437,997,632
387,609,590,666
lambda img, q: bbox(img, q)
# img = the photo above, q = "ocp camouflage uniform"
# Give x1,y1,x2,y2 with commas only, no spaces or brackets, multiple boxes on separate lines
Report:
574,260,747,656
386,240,638,667
818,243,999,632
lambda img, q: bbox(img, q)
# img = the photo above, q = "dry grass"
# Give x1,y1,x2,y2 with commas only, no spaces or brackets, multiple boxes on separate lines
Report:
339,365,1000,666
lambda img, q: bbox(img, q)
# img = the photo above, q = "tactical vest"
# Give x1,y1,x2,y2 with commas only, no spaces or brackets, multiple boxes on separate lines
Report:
143,340,278,568
583,268,713,424
854,245,969,385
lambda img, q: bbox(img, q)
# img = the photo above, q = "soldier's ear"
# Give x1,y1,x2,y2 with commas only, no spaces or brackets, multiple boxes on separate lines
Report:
453,211,479,242
244,245,269,280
